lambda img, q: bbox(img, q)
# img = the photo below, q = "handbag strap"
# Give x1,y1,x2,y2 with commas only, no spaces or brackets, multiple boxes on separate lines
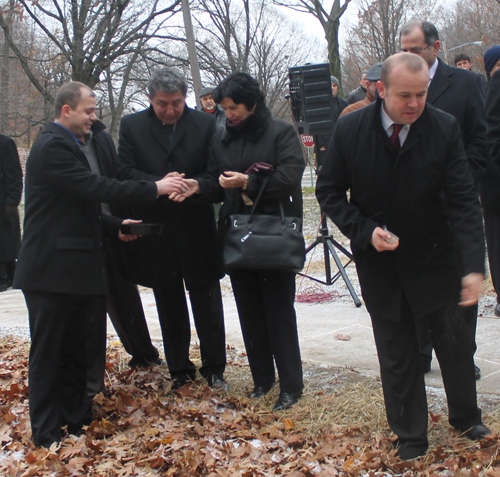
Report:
248,175,286,225
248,175,270,219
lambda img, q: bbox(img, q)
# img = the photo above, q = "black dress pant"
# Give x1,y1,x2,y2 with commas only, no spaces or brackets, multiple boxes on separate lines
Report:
416,303,478,367
24,291,95,448
483,208,500,301
229,269,303,393
85,240,160,396
371,295,481,459
153,278,225,382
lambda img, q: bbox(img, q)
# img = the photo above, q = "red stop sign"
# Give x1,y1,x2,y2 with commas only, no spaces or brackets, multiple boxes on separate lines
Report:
301,135,314,148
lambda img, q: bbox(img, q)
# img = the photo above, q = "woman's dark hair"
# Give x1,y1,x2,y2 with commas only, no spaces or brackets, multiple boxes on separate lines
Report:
212,72,265,112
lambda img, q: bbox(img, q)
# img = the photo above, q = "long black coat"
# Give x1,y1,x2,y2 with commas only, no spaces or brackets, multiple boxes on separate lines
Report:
13,123,157,295
0,135,22,263
428,58,488,185
197,108,305,223
117,105,222,289
316,99,485,322
482,69,500,209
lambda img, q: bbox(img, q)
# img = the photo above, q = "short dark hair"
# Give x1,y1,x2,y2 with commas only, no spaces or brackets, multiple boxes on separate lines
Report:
381,53,428,89
148,68,188,99
212,72,265,112
454,53,471,65
54,82,95,118
400,20,439,46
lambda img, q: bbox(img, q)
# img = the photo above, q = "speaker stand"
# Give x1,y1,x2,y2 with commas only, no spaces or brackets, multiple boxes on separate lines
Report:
298,215,362,308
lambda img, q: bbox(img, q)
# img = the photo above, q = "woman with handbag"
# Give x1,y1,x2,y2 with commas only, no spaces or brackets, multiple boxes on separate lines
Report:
179,72,305,410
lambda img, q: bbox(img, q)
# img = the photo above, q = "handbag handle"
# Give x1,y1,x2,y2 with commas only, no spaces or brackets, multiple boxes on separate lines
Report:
248,176,286,228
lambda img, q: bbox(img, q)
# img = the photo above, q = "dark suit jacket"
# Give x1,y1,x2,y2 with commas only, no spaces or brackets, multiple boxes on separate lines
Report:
0,135,22,262
14,122,157,295
428,58,488,185
481,70,500,209
117,105,222,289
316,99,484,322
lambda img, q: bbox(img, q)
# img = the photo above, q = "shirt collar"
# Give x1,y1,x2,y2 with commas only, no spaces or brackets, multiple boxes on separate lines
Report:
53,122,80,144
429,58,438,82
380,102,411,145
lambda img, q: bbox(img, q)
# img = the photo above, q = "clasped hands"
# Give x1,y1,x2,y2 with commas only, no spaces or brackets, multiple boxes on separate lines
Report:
163,171,247,203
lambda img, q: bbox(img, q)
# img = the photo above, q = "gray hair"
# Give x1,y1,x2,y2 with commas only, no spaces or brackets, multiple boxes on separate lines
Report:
147,68,188,98
400,20,439,47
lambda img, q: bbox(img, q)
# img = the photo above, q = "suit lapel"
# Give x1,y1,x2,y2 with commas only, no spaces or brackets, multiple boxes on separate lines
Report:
169,108,189,154
149,115,172,155
427,59,452,104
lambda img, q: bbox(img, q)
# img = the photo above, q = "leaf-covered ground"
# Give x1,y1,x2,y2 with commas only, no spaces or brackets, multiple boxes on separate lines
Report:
1,337,499,476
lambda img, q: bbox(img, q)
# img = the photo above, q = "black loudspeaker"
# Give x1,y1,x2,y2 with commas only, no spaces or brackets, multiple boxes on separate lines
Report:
289,63,333,135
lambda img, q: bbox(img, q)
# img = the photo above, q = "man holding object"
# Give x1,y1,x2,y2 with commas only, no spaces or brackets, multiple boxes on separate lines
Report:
14,82,185,448
316,53,489,460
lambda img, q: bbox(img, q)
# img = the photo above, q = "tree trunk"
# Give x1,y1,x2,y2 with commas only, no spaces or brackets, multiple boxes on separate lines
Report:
0,0,14,134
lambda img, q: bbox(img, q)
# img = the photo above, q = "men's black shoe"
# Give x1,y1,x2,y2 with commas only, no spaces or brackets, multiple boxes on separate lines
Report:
273,390,302,411
495,303,500,318
474,364,481,380
249,383,274,398
464,424,491,440
128,357,165,368
0,280,8,292
171,379,188,390
208,374,229,390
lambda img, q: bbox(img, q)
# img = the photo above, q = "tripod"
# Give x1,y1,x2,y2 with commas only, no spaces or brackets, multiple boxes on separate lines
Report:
298,214,362,308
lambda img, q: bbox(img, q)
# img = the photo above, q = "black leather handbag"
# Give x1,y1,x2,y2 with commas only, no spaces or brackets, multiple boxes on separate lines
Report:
223,176,306,273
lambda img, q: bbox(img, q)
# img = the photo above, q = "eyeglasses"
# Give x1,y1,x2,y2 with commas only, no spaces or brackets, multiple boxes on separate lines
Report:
400,45,432,55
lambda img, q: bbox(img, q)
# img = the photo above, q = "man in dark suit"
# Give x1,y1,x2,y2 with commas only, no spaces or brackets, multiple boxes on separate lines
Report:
481,47,500,318
0,135,22,291
400,20,488,378
316,53,490,460
346,71,367,105
117,68,226,390
13,81,186,448
82,119,164,398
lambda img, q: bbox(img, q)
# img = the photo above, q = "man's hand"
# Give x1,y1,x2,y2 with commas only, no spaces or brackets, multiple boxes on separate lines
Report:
165,172,185,178
460,273,484,307
155,176,185,196
219,171,246,189
118,219,142,242
370,227,399,252
169,178,200,203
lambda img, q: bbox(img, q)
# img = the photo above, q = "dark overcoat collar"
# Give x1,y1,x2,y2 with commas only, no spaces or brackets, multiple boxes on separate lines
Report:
147,104,191,156
370,97,430,157
427,57,453,104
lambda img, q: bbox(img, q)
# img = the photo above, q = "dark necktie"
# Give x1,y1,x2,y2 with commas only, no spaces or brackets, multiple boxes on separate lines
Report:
389,124,403,152
164,124,174,144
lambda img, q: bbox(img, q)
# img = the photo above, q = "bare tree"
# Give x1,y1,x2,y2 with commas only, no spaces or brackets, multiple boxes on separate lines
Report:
440,0,500,69
192,0,324,115
273,0,351,96
341,0,438,92
192,0,266,82
0,0,182,104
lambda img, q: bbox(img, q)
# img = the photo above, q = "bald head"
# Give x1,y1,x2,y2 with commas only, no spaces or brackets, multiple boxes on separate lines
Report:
377,53,429,125
380,53,429,90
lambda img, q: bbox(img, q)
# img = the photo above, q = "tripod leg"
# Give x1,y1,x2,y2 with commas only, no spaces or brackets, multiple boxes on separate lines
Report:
325,238,362,307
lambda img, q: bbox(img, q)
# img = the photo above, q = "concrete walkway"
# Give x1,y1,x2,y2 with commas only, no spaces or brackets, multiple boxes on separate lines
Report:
1,275,499,396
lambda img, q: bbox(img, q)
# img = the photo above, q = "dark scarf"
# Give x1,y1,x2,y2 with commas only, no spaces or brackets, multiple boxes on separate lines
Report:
222,105,272,145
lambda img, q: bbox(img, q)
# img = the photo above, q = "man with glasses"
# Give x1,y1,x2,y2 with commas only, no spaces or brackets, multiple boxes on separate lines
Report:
400,20,488,379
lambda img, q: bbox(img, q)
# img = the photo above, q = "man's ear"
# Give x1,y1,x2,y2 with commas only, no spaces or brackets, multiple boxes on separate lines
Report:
376,81,386,99
60,104,72,118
